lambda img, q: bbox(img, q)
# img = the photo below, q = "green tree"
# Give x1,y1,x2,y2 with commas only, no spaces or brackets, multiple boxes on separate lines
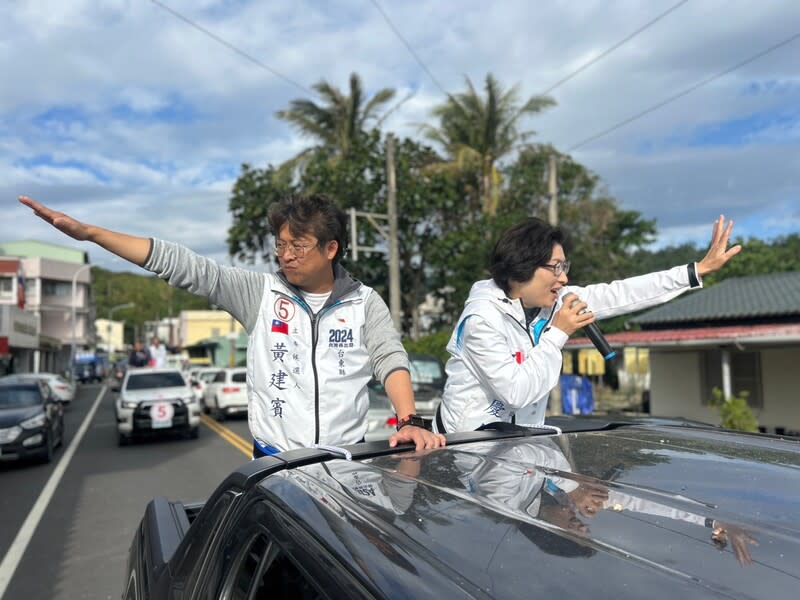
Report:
631,242,702,275
631,233,800,287
504,144,657,285
422,74,554,216
702,234,800,285
226,130,458,337
91,267,210,346
403,329,452,367
228,163,295,263
276,72,395,163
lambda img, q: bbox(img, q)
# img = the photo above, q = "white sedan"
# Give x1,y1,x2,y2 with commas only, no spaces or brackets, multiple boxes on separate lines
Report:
1,372,75,405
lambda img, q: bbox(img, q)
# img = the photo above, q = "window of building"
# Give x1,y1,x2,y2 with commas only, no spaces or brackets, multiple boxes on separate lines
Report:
701,349,762,408
0,277,12,299
42,279,72,297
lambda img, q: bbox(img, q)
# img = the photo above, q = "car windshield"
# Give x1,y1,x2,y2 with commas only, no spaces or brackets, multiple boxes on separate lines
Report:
231,372,246,383
200,371,220,383
0,385,42,407
125,372,186,390
410,358,443,385
369,388,391,410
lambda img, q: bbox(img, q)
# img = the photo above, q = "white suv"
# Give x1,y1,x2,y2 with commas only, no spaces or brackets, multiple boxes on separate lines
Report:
116,368,200,445
189,367,223,404
203,367,248,421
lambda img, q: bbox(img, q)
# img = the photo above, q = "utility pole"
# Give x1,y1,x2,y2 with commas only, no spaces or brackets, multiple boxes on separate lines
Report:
547,154,559,226
386,134,401,331
348,134,402,331
229,256,236,367
547,154,562,416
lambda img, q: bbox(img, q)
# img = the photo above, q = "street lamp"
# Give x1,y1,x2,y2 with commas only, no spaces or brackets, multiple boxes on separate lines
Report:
107,302,136,356
70,264,92,381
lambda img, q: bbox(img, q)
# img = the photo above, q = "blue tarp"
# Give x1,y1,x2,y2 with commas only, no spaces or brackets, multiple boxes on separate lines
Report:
560,374,594,415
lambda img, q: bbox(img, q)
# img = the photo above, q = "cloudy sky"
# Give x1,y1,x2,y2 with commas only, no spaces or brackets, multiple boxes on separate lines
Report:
3,0,799,272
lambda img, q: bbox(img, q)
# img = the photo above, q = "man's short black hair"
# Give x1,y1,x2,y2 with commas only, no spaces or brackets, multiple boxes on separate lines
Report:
489,218,567,294
267,194,348,263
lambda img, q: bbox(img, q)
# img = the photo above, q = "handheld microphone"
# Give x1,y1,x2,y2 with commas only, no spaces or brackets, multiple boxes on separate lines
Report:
568,296,617,361
583,322,617,361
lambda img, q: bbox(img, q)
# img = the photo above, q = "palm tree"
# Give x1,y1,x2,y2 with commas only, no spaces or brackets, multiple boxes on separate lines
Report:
422,74,555,216
276,72,396,163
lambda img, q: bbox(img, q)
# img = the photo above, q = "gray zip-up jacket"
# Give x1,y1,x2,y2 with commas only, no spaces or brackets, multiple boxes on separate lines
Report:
144,239,409,451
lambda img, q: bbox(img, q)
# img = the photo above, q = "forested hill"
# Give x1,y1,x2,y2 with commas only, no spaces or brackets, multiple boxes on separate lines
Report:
90,266,211,342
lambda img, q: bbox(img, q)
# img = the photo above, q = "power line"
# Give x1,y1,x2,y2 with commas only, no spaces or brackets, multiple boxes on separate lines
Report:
540,0,689,96
149,0,313,95
568,31,800,152
369,0,449,97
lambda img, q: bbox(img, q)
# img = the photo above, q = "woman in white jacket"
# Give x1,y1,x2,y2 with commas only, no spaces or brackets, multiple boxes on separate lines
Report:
436,215,741,434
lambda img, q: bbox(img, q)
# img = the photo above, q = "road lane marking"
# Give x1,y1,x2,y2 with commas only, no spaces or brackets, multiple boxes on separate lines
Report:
200,414,251,457
200,415,251,456
0,385,109,600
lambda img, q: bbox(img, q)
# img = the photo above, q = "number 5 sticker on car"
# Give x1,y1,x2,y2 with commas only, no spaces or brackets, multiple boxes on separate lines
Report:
150,402,174,429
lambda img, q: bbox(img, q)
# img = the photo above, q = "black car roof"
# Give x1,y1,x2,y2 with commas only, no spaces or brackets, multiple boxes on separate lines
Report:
227,420,800,599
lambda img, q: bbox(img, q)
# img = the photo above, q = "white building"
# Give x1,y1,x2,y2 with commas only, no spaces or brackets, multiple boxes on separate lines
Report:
0,241,95,374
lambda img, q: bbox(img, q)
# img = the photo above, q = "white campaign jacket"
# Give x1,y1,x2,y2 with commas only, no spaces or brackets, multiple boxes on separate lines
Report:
249,275,375,451
143,239,408,453
438,264,701,433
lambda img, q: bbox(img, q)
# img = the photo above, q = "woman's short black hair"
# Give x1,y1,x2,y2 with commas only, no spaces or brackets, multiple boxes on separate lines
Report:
489,218,567,294
267,193,348,263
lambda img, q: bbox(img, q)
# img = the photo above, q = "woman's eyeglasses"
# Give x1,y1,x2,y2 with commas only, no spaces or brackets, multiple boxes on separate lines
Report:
539,260,570,276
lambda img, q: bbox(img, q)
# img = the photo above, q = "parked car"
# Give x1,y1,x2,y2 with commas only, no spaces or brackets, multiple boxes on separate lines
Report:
1,372,76,405
188,367,223,405
123,417,800,599
365,353,446,424
407,352,446,415
0,376,65,463
115,368,199,446
364,381,398,441
203,367,247,421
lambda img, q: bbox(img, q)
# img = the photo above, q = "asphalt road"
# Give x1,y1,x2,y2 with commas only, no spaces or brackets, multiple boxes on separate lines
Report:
0,383,253,600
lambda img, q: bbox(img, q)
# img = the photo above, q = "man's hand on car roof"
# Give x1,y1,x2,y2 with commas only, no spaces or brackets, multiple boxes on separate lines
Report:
389,425,446,451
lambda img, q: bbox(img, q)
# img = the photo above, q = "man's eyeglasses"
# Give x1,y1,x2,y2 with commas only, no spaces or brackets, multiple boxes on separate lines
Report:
274,241,317,258
539,260,570,276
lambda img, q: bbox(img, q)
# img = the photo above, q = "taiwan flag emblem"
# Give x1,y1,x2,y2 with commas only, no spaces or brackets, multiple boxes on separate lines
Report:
271,319,289,335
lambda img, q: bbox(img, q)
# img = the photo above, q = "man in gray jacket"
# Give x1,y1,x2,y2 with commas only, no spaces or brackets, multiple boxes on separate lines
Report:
20,193,445,454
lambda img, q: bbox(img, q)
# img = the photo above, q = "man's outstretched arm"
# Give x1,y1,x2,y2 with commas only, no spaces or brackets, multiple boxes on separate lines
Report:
19,195,151,266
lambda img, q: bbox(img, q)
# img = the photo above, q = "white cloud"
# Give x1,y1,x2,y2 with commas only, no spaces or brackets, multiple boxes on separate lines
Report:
1,0,798,273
